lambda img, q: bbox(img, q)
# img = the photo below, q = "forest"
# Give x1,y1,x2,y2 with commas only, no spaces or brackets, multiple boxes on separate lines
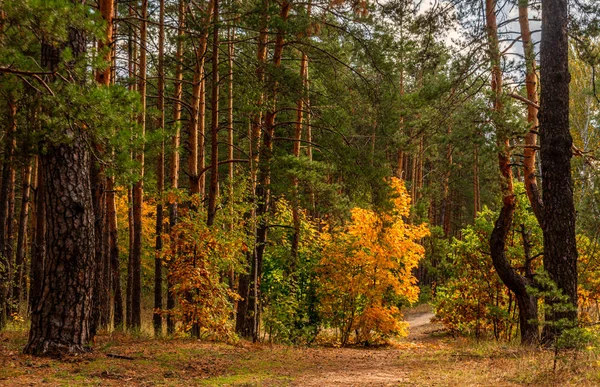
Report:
1,0,600,385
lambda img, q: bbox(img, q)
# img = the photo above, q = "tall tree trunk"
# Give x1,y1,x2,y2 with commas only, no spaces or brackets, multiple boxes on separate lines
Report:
518,2,543,224
131,0,148,331
29,157,44,316
167,0,186,336
207,0,220,227
236,0,269,338
441,127,452,238
13,160,33,315
107,175,123,328
90,0,114,335
540,0,577,344
0,99,16,328
154,0,166,337
486,0,538,345
291,48,309,265
188,1,214,197
226,8,236,289
24,24,96,355
473,142,481,219
125,0,137,330
250,0,291,342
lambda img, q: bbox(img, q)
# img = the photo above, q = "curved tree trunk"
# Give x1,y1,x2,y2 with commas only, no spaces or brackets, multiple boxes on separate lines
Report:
486,0,538,345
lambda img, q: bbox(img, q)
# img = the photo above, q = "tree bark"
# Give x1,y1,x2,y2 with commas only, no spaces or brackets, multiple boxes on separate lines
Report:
24,23,96,355
518,2,543,224
539,0,578,344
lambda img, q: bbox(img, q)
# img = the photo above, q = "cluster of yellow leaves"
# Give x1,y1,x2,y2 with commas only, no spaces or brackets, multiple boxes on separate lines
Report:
317,178,429,345
163,212,244,340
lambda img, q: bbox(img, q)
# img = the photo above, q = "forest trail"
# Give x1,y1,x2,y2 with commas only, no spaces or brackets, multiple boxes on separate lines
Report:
0,309,594,387
296,306,440,386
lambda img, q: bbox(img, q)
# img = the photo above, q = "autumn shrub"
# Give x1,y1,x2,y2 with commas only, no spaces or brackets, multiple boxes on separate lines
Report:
317,178,429,346
162,191,249,340
433,184,543,340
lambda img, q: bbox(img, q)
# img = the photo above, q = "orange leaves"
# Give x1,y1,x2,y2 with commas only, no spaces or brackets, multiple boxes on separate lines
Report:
317,178,429,345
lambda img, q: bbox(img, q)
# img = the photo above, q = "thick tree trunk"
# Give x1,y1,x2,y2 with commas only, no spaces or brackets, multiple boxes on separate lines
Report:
25,134,96,355
539,0,578,344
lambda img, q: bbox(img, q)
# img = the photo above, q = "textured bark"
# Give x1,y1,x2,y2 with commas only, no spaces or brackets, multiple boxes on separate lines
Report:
23,16,96,356
25,135,96,355
539,0,578,343
486,0,538,345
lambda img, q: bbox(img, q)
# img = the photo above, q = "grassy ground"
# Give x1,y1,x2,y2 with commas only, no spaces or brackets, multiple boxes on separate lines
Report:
1,316,600,386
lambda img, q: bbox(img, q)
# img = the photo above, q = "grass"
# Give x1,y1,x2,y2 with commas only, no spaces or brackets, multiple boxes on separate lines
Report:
2,325,600,386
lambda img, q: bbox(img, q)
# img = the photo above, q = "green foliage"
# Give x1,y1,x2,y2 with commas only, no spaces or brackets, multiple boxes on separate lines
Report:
261,199,322,345
434,183,542,340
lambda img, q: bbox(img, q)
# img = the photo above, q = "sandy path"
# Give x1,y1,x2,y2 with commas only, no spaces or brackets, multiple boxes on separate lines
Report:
295,310,440,386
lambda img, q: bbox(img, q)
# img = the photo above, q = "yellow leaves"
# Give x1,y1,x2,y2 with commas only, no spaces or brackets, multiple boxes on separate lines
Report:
317,178,429,345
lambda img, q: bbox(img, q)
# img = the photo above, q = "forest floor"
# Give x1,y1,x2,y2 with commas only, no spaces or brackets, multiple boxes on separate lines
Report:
1,305,600,386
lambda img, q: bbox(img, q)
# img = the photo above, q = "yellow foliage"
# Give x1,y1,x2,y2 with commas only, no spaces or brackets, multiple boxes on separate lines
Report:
317,178,429,345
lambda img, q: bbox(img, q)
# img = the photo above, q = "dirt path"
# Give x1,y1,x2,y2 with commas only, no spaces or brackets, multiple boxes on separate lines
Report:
296,308,442,386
